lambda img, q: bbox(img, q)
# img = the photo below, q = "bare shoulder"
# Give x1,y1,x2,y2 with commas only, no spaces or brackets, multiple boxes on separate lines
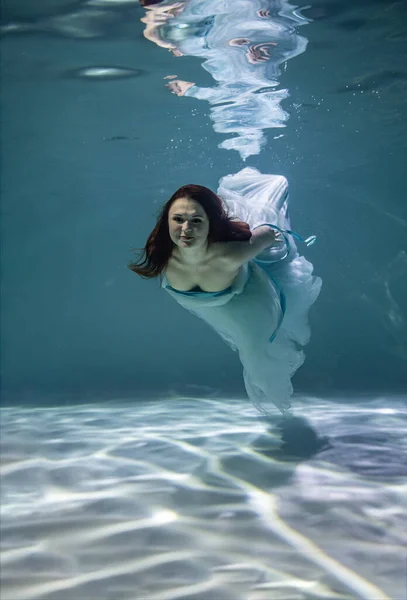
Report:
208,241,242,269
208,241,233,261
215,227,278,267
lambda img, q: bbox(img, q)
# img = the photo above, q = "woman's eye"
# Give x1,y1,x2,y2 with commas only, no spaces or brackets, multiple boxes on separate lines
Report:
173,217,202,224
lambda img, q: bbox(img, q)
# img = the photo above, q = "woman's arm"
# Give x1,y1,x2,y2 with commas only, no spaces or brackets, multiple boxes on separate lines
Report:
223,226,280,266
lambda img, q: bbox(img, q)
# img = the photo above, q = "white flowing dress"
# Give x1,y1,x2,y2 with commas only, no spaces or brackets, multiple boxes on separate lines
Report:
162,167,322,414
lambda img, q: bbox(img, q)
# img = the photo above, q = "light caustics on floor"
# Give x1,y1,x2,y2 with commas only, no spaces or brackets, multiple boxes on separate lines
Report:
1,398,406,600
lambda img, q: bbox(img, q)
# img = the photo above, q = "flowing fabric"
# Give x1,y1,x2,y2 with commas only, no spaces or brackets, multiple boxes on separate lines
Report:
162,167,322,414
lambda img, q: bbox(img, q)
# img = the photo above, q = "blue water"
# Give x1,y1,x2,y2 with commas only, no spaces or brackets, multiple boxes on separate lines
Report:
1,1,407,599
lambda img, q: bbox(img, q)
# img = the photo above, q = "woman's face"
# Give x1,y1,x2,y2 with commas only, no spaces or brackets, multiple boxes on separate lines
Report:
168,198,210,249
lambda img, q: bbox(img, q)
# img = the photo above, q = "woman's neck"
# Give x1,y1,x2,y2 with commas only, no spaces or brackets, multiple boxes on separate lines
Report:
173,241,210,266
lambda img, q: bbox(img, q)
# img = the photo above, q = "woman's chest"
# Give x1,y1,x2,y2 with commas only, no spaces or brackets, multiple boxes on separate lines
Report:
165,257,240,292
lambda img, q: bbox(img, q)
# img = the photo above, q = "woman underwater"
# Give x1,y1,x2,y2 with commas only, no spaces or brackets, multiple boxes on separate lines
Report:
129,167,322,415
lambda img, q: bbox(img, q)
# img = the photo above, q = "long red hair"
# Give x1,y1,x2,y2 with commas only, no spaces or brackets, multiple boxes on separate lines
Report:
128,184,251,279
